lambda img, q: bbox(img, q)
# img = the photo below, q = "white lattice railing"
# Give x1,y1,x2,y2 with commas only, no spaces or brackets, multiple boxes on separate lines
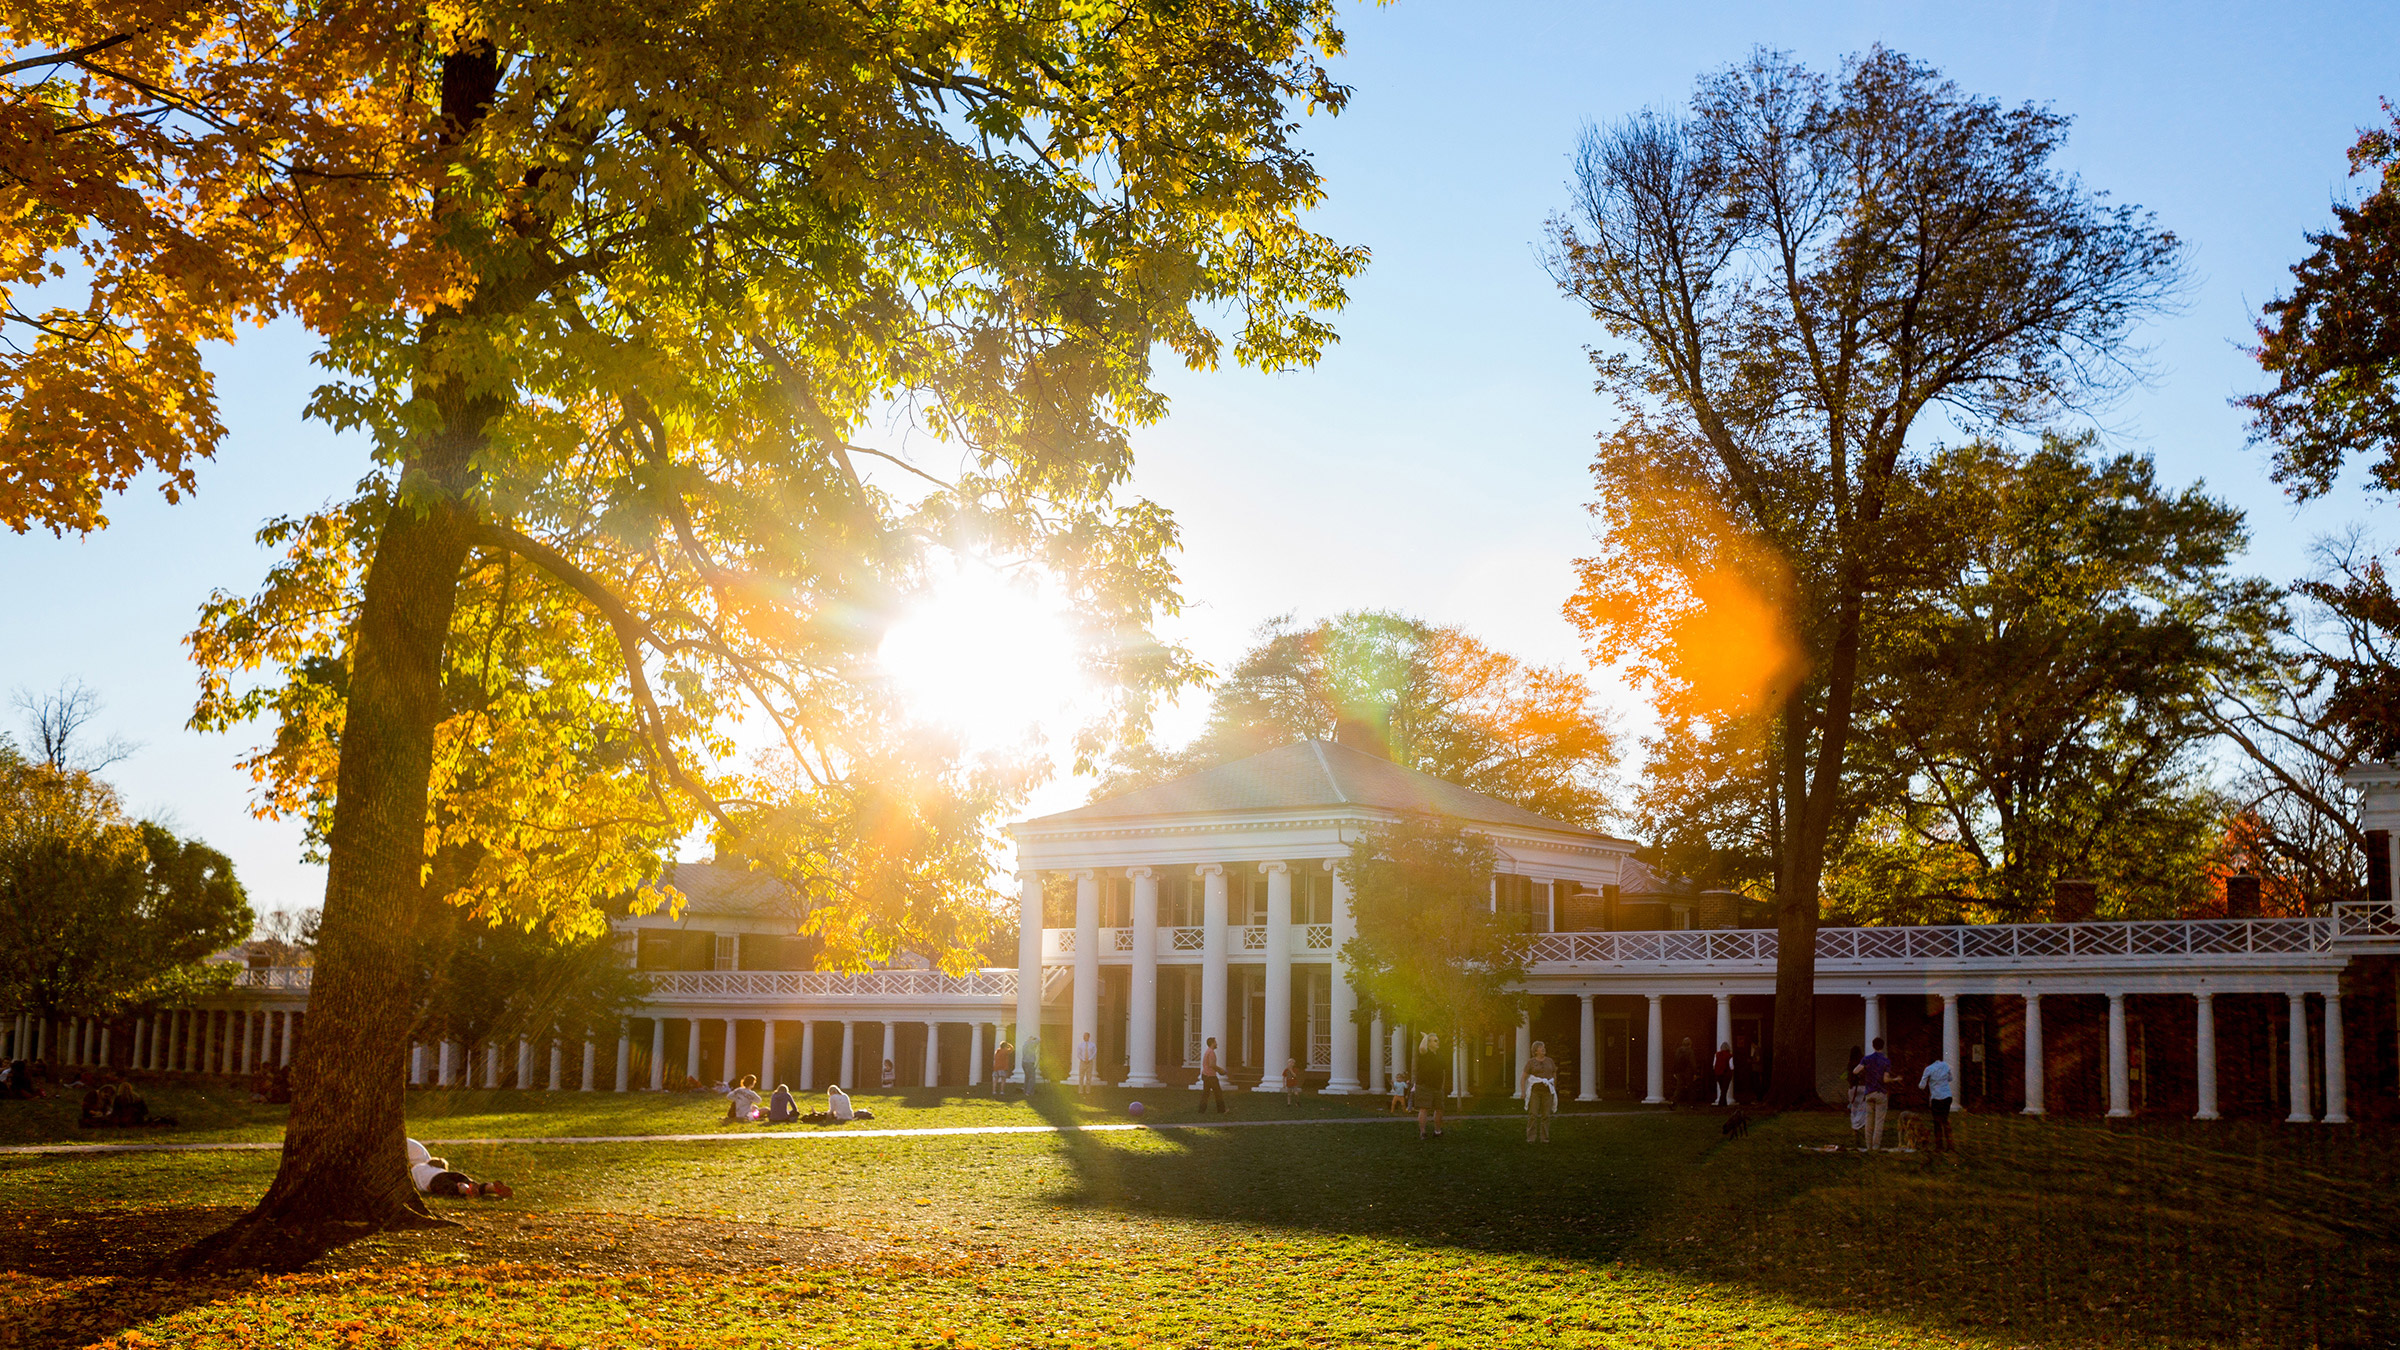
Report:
1304,924,1334,951
232,967,313,991
1524,916,2341,967
1168,925,1205,952
2334,901,2400,941
1237,924,1267,952
643,969,1017,999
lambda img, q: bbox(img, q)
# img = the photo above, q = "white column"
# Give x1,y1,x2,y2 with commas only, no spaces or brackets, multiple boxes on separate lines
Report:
484,1042,500,1089
516,1038,533,1089
436,1038,454,1087
1125,867,1161,1088
969,1021,985,1086
1643,994,1665,1105
615,1034,632,1092
1015,871,1043,1083
1367,1012,1386,1094
2324,992,2348,1125
581,1038,597,1092
685,1019,702,1089
1072,870,1101,1069
1451,1036,1468,1100
839,1020,857,1089
548,1039,563,1090
1713,992,1733,1094
2286,991,2313,1123
760,1021,777,1089
1862,994,1882,1049
880,1020,897,1087
32,1015,47,1064
1199,864,1229,1058
1325,861,1361,1094
650,1019,668,1090
2022,993,2045,1115
410,1042,426,1086
799,1021,817,1090
99,1022,112,1068
722,1018,740,1086
129,1019,144,1072
2194,993,2219,1121
1940,994,1962,1108
1513,1012,1532,1100
924,1022,941,1088
1577,994,1599,1102
278,1011,294,1065
2105,992,2131,1118
1259,862,1292,1091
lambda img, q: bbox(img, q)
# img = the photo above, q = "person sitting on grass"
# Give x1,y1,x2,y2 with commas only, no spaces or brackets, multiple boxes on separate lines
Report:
107,1078,149,1126
767,1082,798,1123
77,1080,115,1127
724,1074,762,1123
798,1084,875,1125
406,1138,512,1199
881,1058,897,1089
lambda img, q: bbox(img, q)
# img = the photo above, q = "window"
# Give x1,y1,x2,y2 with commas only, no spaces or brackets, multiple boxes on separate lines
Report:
637,929,714,971
713,933,739,970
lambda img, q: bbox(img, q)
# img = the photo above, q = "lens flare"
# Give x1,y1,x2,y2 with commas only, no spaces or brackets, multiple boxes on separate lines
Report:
875,564,1085,752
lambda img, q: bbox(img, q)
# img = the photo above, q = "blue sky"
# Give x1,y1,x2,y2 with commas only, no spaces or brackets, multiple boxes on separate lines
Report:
4,0,2393,913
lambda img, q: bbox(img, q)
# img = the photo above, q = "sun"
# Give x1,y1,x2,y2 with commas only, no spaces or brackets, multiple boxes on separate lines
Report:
875,562,1087,752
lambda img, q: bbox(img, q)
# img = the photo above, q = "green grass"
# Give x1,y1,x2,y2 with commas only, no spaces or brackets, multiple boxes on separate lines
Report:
0,1080,1396,1148
3,1100,2394,1348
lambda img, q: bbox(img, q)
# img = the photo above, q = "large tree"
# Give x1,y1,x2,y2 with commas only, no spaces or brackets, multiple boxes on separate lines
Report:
1336,816,1527,1046
1101,610,1619,826
1837,434,2277,922
1549,47,2181,1106
11,1,1366,1254
0,748,253,1021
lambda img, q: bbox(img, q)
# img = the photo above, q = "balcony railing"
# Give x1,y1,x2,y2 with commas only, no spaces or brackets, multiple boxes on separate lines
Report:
2334,901,2400,941
1525,916,2340,967
231,967,314,991
644,969,1017,999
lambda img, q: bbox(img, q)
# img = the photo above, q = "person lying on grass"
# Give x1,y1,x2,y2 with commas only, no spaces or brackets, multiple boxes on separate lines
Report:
406,1138,512,1199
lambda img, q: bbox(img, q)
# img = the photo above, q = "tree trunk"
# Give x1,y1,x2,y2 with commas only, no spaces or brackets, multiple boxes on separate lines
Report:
1766,681,1824,1109
187,412,486,1266
183,47,502,1271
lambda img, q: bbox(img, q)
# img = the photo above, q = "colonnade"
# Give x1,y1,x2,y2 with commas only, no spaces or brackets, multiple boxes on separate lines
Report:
1015,860,1367,1093
404,1015,1009,1093
3,1008,304,1076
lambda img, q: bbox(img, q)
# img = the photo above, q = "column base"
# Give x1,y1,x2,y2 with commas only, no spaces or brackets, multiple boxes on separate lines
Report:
2285,1110,2314,1124
1641,1095,1664,1106
2021,1106,2045,1116
1321,1078,1360,1095
1575,1092,1598,1103
2194,1110,2220,1121
2323,1112,2350,1125
1124,1074,1163,1089
2105,1108,2131,1119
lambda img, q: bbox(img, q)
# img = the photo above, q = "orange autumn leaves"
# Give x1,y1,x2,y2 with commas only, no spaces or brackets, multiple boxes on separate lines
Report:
1571,474,1805,724
0,0,461,534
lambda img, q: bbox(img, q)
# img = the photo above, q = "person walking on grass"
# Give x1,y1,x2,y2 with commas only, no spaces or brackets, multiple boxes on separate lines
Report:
1413,1032,1447,1139
1196,1037,1228,1114
1713,1041,1736,1107
1075,1032,1098,1098
991,1040,1015,1099
1918,1048,1956,1153
1859,1036,1893,1152
1520,1040,1559,1143
1281,1057,1301,1106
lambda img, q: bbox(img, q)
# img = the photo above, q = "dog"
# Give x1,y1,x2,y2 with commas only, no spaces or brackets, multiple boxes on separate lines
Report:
1720,1109,1751,1139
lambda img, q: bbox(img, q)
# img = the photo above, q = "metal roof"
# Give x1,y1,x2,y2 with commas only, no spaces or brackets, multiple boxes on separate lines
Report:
1025,738,1624,843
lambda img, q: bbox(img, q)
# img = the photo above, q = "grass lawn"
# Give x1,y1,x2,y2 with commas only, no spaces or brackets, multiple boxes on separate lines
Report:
1,1095,2393,1348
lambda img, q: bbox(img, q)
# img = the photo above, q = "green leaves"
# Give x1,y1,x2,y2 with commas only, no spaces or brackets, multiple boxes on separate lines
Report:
1337,816,1526,1039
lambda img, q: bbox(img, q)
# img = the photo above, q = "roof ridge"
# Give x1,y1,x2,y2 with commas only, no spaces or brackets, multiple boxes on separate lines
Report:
1306,738,1350,804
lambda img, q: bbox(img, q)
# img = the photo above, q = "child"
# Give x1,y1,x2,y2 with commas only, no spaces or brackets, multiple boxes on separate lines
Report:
1281,1058,1301,1106
1388,1073,1410,1114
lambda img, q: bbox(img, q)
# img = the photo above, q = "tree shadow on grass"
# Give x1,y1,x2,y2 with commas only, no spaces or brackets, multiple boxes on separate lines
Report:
1019,1094,2400,1348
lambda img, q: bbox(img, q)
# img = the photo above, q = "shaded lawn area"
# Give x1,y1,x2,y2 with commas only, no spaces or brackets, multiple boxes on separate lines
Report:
0,1081,1393,1148
0,1106,2394,1347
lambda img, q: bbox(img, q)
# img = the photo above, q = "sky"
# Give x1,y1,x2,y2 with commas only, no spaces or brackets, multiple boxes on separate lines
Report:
3,0,2395,915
